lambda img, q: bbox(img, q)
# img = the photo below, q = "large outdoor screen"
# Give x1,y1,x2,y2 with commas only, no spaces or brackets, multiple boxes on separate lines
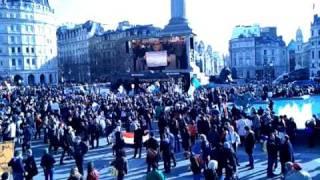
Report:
131,36,188,72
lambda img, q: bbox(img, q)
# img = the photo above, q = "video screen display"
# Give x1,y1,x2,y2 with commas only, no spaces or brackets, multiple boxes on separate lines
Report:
131,36,188,72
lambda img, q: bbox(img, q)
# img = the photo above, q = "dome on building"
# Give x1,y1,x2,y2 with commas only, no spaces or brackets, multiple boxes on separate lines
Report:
6,0,50,7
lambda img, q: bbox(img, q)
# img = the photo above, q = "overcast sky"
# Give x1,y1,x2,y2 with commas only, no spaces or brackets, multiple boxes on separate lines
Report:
50,0,319,54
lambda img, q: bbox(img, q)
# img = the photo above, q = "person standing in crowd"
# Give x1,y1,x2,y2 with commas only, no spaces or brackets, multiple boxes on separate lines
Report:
88,119,100,149
225,126,241,166
60,126,74,165
133,123,144,159
72,136,88,176
221,142,237,180
4,119,16,142
204,159,218,180
112,126,125,156
164,127,177,167
160,136,171,173
280,135,294,175
23,149,38,180
190,154,202,180
180,125,191,159
285,117,297,143
144,132,159,172
22,123,33,153
237,115,252,144
244,126,255,170
40,148,56,180
68,167,82,180
87,161,99,180
8,150,25,180
111,150,128,180
266,132,279,178
34,113,43,140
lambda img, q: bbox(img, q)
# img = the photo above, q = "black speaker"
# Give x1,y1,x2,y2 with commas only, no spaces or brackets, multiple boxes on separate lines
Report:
190,37,194,49
125,41,130,53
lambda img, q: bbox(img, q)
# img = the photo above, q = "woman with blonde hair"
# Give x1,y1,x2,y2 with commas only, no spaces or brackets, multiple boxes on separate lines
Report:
68,167,82,180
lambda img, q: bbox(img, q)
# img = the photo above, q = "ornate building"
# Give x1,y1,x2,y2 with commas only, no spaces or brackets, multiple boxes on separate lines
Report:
0,0,58,85
56,21,104,82
193,40,223,76
229,25,287,80
310,15,320,79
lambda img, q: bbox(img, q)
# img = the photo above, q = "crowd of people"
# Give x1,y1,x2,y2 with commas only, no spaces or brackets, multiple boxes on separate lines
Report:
0,79,317,180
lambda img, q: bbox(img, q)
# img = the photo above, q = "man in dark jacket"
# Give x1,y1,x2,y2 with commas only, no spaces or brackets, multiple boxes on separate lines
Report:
133,124,144,158
160,137,171,173
24,149,38,180
8,150,25,180
111,150,128,180
72,136,88,175
244,126,255,169
267,132,279,178
221,142,237,180
40,148,56,180
144,132,159,172
280,135,294,174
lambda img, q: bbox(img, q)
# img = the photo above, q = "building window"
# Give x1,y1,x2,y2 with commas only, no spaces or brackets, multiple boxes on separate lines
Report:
26,47,29,53
312,63,315,68
11,47,15,53
264,50,267,55
18,59,22,66
32,59,36,65
17,47,21,53
10,36,15,43
319,51,320,59
318,30,320,36
11,59,16,66
31,47,34,53
0,48,2,54
312,51,315,59
10,25,14,31
0,61,2,66
271,49,275,55
27,59,30,64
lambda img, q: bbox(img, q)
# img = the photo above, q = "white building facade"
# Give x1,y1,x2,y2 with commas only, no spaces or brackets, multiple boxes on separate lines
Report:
229,26,287,80
0,0,58,85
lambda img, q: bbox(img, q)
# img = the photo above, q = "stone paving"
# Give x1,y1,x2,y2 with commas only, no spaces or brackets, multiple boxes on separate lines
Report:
20,137,320,180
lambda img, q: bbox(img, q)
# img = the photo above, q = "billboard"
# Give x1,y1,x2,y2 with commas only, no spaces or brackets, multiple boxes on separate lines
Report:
0,141,14,175
131,36,188,72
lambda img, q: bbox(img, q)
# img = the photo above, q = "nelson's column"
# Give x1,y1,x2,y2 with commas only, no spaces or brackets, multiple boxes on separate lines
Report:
162,0,192,35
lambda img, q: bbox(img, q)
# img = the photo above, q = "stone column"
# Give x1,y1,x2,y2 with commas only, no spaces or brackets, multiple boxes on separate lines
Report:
171,0,186,19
